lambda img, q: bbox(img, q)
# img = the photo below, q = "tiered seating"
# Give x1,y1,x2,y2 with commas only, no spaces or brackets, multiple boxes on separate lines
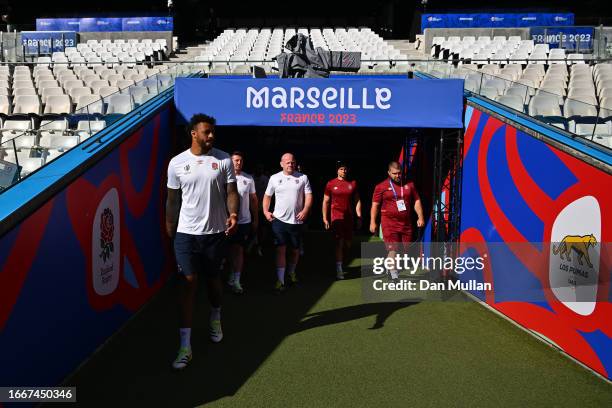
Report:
445,61,612,147
0,62,185,179
37,38,168,67
431,36,586,65
197,27,409,74
0,118,107,177
0,64,172,117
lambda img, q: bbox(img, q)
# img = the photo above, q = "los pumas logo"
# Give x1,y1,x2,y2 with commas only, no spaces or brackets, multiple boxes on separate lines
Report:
553,234,597,268
212,162,218,170
184,164,190,172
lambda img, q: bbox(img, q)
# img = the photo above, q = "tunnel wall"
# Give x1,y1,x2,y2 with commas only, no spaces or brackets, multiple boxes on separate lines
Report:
0,100,176,388
459,101,611,380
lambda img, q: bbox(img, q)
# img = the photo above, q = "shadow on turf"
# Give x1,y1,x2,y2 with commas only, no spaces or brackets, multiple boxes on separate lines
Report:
298,301,418,332
60,231,383,407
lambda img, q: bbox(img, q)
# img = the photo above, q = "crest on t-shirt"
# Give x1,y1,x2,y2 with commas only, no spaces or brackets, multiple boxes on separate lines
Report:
295,179,299,184
184,164,190,173
212,162,218,170
348,185,352,190
334,186,338,190
243,180,247,185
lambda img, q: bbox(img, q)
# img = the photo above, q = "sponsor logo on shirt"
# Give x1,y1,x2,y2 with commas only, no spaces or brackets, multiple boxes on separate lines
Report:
348,185,352,190
334,186,338,190
184,164,191,174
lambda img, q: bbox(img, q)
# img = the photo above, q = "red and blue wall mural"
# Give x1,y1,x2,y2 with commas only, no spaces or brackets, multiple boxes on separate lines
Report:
459,105,611,379
0,107,175,388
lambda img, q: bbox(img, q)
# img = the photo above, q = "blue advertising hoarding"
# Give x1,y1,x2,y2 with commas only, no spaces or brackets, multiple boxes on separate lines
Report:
174,78,465,128
78,17,122,32
530,27,594,51
421,13,574,31
36,17,173,32
21,31,77,55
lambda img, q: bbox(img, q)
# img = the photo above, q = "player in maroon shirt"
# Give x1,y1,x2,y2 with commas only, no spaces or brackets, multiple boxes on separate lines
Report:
322,161,362,279
370,161,425,281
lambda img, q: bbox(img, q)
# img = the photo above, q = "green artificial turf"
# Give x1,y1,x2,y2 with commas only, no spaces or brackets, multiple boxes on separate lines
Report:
63,232,611,408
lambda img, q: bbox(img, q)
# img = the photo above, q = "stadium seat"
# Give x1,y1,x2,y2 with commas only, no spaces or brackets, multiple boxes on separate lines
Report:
69,87,93,101
529,94,565,128
90,80,111,94
495,94,525,112
76,120,106,140
99,86,120,98
75,95,104,115
39,134,79,151
41,88,65,105
43,95,72,115
62,80,85,92
12,135,37,150
105,94,133,114
13,88,38,97
39,119,68,139
18,157,44,177
12,95,41,115
0,95,10,115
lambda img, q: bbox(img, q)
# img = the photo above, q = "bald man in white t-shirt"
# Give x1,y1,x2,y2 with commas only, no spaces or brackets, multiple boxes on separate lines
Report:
263,153,313,294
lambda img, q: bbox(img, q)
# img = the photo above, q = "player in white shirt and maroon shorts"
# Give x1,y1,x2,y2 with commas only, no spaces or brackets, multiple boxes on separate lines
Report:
166,114,239,369
227,151,258,294
263,153,313,294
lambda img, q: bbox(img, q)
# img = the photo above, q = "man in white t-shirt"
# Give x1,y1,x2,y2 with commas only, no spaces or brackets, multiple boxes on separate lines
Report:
262,153,313,293
227,151,258,294
166,113,239,369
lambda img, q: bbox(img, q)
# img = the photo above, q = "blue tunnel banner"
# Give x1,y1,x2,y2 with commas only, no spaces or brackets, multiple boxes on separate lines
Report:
174,78,464,128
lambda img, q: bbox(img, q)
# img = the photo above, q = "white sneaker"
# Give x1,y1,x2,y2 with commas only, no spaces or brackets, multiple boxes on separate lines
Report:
210,320,223,343
232,281,244,294
172,347,192,369
227,277,235,287
336,270,345,280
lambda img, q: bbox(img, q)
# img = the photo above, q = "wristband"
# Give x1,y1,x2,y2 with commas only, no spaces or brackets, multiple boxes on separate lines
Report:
229,213,238,218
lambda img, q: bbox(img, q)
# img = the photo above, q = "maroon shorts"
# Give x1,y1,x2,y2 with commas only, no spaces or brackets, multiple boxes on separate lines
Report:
382,224,414,252
331,218,353,240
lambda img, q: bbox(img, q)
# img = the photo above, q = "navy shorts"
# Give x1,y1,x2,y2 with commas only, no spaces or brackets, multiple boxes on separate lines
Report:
271,219,302,248
228,223,251,246
174,232,227,277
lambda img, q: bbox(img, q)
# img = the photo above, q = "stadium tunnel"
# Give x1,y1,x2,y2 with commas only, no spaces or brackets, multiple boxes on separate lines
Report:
0,69,610,402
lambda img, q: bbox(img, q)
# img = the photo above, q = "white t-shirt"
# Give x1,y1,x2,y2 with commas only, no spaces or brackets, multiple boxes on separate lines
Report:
265,171,312,224
167,148,235,235
236,172,256,224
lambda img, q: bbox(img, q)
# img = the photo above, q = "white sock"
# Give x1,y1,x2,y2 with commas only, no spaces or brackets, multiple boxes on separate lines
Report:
276,267,285,284
233,271,241,283
210,306,221,322
336,262,343,273
179,328,191,349
287,263,296,275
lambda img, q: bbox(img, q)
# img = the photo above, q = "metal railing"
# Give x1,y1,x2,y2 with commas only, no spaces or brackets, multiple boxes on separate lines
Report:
0,62,204,192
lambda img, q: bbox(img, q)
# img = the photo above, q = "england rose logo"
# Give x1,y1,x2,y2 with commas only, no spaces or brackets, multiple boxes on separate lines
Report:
100,208,115,262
